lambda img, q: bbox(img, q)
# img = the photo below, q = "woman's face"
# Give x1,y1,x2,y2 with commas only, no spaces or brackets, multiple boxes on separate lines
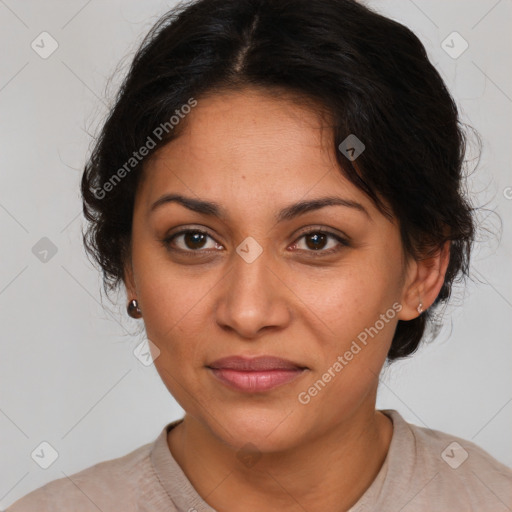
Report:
125,88,419,451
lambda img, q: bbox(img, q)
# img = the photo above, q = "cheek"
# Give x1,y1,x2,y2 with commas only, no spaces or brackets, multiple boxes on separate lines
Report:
296,256,400,336
294,267,398,421
138,268,214,409
133,238,205,322
136,262,217,358
143,303,204,355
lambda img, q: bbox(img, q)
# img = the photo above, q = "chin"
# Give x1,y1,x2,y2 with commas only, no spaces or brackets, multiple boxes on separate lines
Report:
204,403,306,453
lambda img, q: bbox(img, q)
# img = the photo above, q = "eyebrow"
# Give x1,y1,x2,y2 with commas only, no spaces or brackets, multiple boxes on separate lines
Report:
149,193,371,222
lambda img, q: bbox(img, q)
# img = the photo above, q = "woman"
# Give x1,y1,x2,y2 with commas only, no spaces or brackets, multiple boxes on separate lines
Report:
8,0,512,510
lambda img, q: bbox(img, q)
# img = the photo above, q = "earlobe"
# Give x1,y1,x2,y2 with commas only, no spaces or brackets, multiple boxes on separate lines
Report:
123,262,142,318
398,240,451,321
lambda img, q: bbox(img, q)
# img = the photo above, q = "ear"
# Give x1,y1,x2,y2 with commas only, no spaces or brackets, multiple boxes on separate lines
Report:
397,240,451,321
123,257,137,300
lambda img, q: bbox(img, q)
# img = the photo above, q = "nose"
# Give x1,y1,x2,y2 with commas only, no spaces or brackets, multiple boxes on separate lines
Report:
214,244,292,340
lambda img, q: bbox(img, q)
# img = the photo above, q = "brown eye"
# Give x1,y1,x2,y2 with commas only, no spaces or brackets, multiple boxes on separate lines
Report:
304,232,328,250
182,231,208,249
292,229,349,256
162,229,223,253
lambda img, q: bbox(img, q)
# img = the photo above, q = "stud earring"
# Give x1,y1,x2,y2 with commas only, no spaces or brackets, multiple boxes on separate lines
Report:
417,302,423,314
127,299,142,318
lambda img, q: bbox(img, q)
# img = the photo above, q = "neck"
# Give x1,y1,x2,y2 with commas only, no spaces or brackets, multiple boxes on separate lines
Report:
167,405,393,512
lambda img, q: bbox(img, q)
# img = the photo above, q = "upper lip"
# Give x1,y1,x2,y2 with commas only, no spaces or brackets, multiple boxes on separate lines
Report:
207,356,306,371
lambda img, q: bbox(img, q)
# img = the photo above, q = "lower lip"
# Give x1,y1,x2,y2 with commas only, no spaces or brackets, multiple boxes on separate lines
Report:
208,368,306,392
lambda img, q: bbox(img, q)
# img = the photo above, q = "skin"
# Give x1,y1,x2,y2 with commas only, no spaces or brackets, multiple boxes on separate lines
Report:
124,87,450,511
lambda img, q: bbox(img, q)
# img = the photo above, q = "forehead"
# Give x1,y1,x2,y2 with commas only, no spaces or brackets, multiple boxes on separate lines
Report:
137,88,372,216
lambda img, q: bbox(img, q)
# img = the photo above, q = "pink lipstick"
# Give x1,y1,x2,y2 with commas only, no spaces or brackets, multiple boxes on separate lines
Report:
207,356,307,392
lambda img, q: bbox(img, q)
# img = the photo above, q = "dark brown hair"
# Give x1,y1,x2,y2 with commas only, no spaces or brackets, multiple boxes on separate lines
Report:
81,0,478,360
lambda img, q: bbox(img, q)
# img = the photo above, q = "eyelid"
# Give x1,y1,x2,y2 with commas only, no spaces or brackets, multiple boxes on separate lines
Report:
292,224,349,242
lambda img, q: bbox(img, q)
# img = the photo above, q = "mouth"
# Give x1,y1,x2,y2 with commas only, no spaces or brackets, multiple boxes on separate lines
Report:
206,356,308,393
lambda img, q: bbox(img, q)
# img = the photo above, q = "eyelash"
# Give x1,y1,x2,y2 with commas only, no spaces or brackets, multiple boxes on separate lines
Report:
160,227,349,258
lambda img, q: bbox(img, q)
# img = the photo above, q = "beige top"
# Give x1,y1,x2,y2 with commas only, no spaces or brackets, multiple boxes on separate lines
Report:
6,409,512,511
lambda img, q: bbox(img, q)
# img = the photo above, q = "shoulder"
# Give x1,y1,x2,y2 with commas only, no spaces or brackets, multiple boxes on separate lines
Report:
382,409,512,511
6,440,154,512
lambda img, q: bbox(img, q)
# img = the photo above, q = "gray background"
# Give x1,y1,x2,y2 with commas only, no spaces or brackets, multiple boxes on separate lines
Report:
1,0,511,507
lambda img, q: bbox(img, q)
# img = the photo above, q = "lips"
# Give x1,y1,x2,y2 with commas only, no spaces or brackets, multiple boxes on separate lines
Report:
207,356,308,392
208,356,306,371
